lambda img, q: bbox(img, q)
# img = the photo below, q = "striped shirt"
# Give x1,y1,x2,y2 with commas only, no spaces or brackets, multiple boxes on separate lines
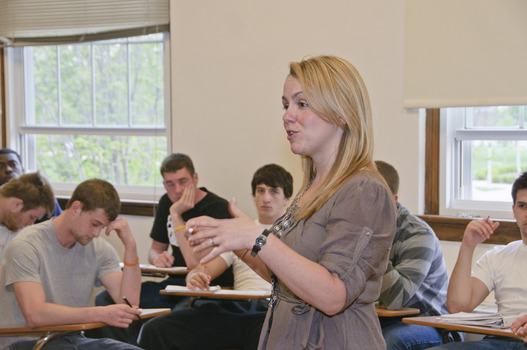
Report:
379,202,448,316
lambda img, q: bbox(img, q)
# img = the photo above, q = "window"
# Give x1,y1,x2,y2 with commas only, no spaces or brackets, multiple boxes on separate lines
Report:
5,33,169,200
441,106,527,219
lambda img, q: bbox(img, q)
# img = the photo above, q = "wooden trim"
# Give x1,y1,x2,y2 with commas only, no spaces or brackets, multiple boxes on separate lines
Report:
57,197,156,217
424,108,440,214
1,47,6,147
418,215,519,245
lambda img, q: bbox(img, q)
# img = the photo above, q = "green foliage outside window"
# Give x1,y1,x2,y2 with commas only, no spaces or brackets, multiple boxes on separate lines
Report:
26,33,167,188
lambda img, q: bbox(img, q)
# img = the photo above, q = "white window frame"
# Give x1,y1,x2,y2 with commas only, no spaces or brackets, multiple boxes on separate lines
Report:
3,33,171,201
440,107,527,220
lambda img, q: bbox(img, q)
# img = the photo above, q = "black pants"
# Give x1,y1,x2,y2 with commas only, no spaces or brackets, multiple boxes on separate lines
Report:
139,299,268,350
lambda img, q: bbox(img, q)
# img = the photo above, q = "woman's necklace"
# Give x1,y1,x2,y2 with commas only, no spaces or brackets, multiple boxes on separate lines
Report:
268,175,315,238
264,175,315,337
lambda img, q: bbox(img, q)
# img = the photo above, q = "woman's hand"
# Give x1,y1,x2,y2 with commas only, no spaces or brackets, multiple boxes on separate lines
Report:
186,198,263,263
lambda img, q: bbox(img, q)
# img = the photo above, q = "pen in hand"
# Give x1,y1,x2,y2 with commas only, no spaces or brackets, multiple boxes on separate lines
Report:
123,296,143,324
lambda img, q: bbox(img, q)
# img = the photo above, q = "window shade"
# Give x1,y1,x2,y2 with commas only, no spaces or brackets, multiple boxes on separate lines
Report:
0,0,169,46
404,0,527,108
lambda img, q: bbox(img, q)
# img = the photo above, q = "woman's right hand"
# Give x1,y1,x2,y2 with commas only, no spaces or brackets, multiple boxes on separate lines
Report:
186,198,263,263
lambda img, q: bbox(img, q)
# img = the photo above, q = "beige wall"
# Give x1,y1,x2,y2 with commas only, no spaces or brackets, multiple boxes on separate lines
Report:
168,0,423,219
108,1,498,297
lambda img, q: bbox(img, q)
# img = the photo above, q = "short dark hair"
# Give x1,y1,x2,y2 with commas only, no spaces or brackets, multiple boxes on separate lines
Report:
512,171,527,204
251,164,293,199
0,148,22,163
0,172,55,215
375,160,399,195
160,153,195,176
66,179,121,221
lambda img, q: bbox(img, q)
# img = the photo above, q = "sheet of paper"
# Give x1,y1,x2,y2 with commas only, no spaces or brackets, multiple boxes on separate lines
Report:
164,285,221,293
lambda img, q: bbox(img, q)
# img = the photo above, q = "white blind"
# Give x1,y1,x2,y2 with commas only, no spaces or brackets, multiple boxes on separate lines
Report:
404,0,527,108
0,0,169,46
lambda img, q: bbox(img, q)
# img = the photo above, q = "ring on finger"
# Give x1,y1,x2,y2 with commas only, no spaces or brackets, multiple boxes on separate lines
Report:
210,238,214,246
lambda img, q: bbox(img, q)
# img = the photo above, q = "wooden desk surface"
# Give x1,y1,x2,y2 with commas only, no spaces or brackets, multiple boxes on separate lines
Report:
0,308,171,337
375,306,420,317
403,316,523,339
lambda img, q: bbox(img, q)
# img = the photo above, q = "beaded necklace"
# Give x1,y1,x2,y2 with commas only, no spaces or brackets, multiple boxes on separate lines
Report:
264,175,315,336
268,175,315,239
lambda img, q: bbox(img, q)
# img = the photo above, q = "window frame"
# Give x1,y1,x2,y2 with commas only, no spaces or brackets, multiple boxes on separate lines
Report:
438,106,527,220
2,33,171,204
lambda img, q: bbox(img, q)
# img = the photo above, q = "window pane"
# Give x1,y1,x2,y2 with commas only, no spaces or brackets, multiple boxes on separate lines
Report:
33,134,166,186
130,42,165,127
94,43,128,126
128,33,163,42
463,139,527,201
60,45,93,125
32,46,59,125
466,106,522,129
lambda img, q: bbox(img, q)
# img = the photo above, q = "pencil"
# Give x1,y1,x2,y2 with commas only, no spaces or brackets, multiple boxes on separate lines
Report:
123,296,143,324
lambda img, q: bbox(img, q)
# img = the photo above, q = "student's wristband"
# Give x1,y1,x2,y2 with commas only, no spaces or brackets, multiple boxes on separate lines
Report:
173,225,186,232
251,229,271,257
123,257,139,266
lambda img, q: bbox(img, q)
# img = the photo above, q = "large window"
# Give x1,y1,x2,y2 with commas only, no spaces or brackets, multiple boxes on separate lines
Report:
5,33,169,200
442,106,527,219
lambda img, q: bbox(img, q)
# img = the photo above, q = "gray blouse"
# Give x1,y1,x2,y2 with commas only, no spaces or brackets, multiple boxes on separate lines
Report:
258,170,396,350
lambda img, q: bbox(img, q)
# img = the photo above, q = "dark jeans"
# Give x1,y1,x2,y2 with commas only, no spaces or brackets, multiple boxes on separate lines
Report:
380,316,444,350
427,335,527,349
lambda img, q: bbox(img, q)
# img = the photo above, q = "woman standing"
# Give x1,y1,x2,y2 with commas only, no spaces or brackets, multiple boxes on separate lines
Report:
187,55,396,349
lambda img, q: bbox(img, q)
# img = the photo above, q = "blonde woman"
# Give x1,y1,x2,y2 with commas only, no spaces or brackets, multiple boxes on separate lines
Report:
188,55,396,349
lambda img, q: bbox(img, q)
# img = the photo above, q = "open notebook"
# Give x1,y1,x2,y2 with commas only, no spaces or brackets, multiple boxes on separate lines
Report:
438,312,519,328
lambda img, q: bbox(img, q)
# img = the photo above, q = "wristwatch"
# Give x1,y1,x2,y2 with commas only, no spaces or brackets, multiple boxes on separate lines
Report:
251,229,271,256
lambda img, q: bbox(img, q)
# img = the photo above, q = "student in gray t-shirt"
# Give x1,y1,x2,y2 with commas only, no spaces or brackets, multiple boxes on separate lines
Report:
0,179,142,350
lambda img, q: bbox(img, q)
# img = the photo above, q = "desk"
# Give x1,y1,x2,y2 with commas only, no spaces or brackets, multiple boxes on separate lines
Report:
402,316,523,339
160,288,271,301
0,308,171,350
375,306,420,317
161,288,421,316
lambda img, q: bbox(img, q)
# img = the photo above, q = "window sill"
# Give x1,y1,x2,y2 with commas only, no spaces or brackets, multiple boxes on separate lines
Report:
57,197,156,217
418,215,519,245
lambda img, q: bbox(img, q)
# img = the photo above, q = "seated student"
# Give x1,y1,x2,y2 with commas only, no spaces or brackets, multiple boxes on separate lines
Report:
375,161,449,349
428,171,527,349
0,172,55,264
96,153,234,311
139,163,293,350
0,179,142,350
0,148,63,223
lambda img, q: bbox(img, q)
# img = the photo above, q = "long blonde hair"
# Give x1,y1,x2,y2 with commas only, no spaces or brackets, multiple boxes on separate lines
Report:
290,55,375,220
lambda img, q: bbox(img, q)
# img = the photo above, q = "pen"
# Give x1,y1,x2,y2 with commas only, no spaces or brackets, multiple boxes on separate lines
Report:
123,296,143,324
